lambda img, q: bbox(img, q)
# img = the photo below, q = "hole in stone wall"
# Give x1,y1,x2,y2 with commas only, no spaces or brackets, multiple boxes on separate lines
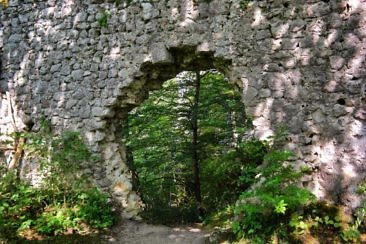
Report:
123,69,264,225
337,98,346,105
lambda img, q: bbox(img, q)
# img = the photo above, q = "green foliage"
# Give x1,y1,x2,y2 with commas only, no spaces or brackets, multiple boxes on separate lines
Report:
232,150,316,242
341,227,360,243
287,202,363,242
201,138,266,212
203,205,235,229
0,128,114,241
76,188,115,229
313,215,341,229
126,71,255,223
98,9,110,28
34,204,77,235
289,214,311,236
357,181,366,194
337,181,366,242
240,0,251,9
340,201,366,243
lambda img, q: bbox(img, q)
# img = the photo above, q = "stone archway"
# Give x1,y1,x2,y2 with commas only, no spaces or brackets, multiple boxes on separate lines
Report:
96,46,234,218
1,0,365,218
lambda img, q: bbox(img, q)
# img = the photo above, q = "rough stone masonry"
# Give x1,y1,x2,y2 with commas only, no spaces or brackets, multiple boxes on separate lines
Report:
0,0,365,218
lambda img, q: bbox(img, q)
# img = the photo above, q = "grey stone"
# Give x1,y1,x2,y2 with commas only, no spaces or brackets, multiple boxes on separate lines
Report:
61,65,71,76
91,107,104,117
0,0,365,220
330,56,345,70
141,2,153,21
80,106,91,119
259,89,271,98
71,69,84,81
8,34,22,43
333,104,348,117
50,64,61,73
150,42,173,64
312,110,326,123
65,99,78,109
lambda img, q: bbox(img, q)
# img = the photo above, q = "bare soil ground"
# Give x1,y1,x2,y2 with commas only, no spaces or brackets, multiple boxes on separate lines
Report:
101,220,210,244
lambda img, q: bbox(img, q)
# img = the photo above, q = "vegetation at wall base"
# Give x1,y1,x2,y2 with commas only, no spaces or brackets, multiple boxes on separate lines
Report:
0,127,115,242
125,70,366,243
232,150,316,243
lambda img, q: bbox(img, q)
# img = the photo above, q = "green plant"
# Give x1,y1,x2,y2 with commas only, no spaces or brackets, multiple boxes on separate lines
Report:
203,205,235,229
240,0,251,9
0,168,44,239
76,188,115,229
340,201,365,243
341,227,360,243
98,9,110,28
34,205,77,235
313,215,341,229
232,150,316,242
357,181,366,194
338,181,366,242
127,71,253,224
289,214,310,236
0,127,114,241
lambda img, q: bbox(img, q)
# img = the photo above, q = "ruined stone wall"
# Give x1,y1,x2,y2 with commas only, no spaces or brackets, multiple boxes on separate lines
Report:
0,0,365,217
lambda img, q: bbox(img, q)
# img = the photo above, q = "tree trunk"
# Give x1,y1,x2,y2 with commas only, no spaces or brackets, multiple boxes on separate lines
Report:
122,117,142,195
191,71,203,215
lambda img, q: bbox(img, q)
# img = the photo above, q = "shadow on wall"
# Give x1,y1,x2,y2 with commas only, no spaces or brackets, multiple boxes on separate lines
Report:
235,0,366,208
113,0,366,209
0,0,365,211
0,0,81,132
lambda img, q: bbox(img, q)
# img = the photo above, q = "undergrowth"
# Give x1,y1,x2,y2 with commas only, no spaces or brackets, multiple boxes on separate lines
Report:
232,150,316,243
205,128,366,243
0,122,115,242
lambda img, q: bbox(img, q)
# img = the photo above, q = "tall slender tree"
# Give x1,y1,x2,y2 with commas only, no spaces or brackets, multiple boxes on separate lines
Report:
125,70,256,223
190,71,202,215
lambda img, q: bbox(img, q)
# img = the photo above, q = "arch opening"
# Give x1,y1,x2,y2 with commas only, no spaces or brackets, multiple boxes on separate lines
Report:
122,67,266,224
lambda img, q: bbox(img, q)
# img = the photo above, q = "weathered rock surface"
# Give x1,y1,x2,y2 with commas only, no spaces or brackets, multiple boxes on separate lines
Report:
0,0,365,217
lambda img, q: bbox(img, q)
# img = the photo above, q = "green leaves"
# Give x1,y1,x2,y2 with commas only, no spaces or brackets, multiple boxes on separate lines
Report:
240,0,251,9
232,150,316,242
98,9,110,28
274,199,287,214
0,130,114,241
126,71,252,223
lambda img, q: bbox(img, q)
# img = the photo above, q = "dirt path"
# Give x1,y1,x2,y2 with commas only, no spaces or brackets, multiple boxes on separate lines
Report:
102,220,211,244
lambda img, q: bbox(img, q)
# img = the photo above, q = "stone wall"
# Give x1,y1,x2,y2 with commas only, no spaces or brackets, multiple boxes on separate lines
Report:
0,0,365,217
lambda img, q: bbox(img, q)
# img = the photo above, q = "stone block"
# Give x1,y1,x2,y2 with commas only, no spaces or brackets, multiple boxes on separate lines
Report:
329,56,345,70
150,42,173,64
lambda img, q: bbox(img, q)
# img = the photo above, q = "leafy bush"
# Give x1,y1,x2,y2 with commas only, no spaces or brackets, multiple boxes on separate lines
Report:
0,128,115,241
76,188,115,229
340,197,366,243
232,150,316,242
